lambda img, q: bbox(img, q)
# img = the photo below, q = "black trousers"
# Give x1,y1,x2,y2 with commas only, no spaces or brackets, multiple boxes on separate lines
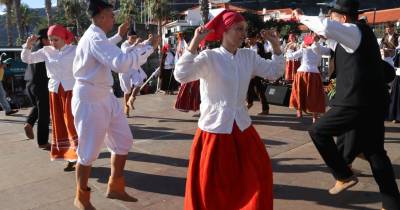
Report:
247,77,269,111
309,106,400,209
26,83,50,146
336,129,360,165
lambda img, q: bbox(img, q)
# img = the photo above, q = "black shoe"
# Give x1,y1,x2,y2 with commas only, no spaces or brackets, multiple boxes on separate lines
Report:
64,161,76,172
38,143,51,151
5,110,18,116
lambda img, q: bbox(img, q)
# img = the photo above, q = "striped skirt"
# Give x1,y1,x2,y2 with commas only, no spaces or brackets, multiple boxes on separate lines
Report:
285,60,300,81
290,71,326,113
49,85,78,161
174,80,200,112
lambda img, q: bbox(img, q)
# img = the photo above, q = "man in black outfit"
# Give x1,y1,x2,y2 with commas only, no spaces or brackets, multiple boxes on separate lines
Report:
23,28,51,150
294,1,400,209
245,32,270,115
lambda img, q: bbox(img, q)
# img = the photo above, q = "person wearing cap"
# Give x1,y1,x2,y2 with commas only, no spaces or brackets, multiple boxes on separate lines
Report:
71,0,159,209
118,26,154,116
0,56,18,116
174,10,284,210
293,0,400,209
23,28,51,149
380,23,399,59
22,24,79,171
287,32,331,123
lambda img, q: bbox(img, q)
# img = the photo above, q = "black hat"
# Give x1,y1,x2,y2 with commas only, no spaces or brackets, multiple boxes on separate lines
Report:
329,0,360,16
128,25,137,36
87,0,113,18
385,22,395,28
38,28,48,40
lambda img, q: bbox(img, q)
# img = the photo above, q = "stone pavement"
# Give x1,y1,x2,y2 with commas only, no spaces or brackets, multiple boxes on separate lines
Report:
0,93,399,210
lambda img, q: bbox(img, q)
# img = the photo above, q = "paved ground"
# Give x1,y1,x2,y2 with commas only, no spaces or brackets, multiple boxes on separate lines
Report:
0,93,399,210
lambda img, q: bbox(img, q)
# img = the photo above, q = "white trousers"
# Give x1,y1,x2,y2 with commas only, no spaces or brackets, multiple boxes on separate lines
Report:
72,91,133,166
118,68,148,94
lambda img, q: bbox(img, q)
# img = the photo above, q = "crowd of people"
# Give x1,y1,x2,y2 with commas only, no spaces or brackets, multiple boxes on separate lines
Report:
0,0,398,209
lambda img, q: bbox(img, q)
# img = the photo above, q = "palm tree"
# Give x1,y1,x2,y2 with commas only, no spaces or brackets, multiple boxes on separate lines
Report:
118,0,138,24
0,0,13,46
63,0,89,36
45,0,52,26
149,0,170,49
19,3,43,35
14,0,24,41
199,0,209,24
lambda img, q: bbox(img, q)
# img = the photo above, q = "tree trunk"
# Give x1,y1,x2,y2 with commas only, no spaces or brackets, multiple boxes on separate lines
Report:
5,0,13,46
200,0,209,24
158,19,162,54
76,19,80,36
14,0,24,41
45,0,52,26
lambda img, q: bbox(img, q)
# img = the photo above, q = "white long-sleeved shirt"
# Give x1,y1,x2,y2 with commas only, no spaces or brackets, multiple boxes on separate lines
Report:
21,45,76,93
121,40,154,68
174,46,284,134
286,43,331,73
73,24,143,101
300,15,361,54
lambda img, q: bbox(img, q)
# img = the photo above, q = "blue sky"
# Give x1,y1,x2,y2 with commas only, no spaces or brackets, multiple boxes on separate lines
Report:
1,0,57,14
21,0,57,8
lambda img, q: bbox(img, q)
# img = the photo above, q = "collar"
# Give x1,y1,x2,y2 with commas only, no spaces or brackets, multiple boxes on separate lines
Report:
90,24,107,37
219,46,237,57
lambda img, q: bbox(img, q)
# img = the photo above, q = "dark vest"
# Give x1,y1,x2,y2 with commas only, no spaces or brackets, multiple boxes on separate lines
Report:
332,23,386,107
26,43,49,87
256,42,271,59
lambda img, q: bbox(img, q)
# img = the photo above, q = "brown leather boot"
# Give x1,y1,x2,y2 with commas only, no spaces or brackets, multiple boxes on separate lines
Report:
106,176,138,202
74,187,96,210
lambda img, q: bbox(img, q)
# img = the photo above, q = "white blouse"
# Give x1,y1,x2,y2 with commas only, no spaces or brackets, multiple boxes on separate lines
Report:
174,46,284,134
73,24,144,102
21,45,76,93
286,43,331,73
164,52,175,70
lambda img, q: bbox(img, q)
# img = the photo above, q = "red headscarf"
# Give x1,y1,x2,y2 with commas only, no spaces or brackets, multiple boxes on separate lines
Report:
162,43,169,54
303,34,314,46
47,24,74,45
203,10,245,43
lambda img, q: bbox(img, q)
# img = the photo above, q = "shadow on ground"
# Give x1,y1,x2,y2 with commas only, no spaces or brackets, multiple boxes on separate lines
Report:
91,166,186,196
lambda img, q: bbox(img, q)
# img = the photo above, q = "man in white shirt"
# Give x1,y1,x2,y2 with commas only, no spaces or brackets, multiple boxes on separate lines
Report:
294,1,400,209
72,0,159,209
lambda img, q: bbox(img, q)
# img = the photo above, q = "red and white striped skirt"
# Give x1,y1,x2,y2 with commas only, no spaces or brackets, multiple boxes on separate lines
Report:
49,85,78,161
289,72,326,113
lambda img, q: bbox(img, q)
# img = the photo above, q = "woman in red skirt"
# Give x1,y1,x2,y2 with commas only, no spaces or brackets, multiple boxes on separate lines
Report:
287,33,331,123
174,32,201,112
174,10,284,210
21,24,78,171
284,33,301,82
174,80,201,112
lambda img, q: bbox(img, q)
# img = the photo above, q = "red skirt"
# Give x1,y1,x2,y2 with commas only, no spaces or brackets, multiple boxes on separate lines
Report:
184,123,273,210
49,85,78,161
174,80,200,112
289,72,326,113
285,60,300,81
